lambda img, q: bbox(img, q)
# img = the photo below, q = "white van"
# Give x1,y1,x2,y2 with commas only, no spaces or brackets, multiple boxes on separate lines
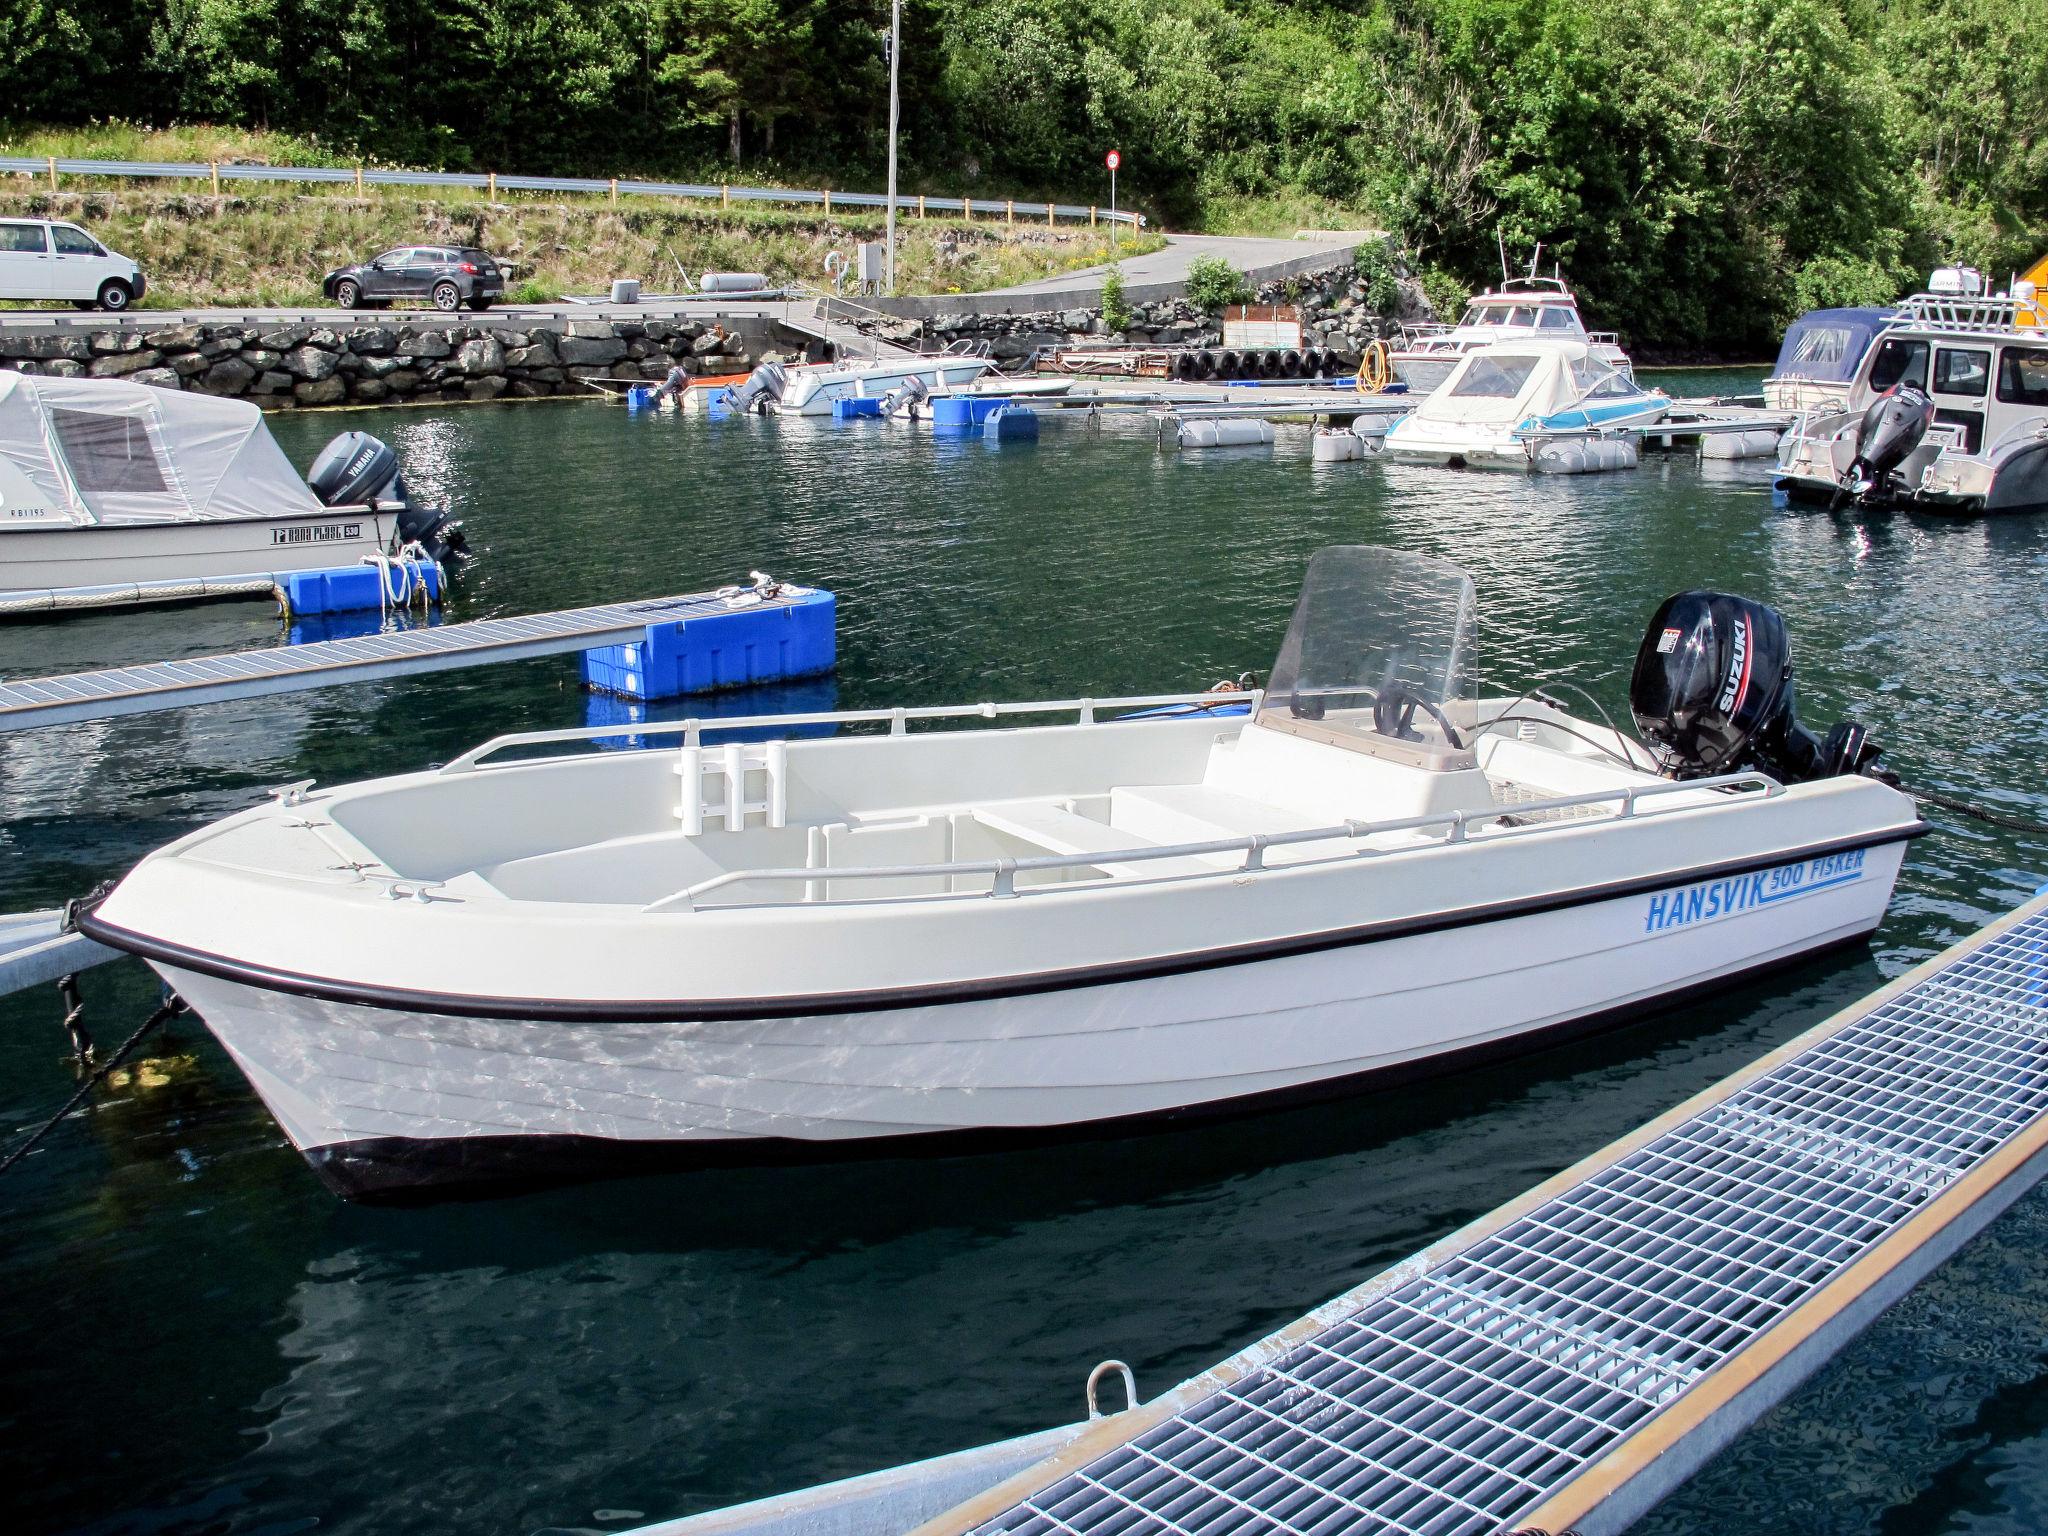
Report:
0,219,148,311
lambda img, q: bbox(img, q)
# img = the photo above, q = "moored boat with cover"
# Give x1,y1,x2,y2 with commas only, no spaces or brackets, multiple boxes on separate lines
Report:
79,547,1923,1198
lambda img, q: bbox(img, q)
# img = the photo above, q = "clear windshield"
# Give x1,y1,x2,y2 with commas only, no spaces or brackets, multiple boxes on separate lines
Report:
1259,547,1479,770
1450,354,1540,398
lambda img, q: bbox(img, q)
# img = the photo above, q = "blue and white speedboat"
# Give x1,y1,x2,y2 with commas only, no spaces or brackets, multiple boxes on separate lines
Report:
1383,339,1670,472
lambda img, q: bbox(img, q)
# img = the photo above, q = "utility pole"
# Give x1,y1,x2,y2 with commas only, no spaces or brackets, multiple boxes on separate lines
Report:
885,0,901,295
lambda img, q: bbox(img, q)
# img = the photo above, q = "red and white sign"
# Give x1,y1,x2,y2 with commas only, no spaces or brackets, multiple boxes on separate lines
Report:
1105,150,1121,171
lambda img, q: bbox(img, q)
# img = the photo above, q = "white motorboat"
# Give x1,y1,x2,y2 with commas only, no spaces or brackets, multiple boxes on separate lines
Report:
1776,292,2048,515
1762,306,1897,413
1382,339,1670,470
79,548,1923,1198
774,343,999,415
0,373,461,613
1391,274,1633,395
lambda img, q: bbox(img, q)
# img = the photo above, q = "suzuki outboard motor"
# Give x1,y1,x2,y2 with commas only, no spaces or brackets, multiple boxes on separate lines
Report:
307,431,465,562
1840,381,1934,505
1628,590,1878,783
726,361,788,415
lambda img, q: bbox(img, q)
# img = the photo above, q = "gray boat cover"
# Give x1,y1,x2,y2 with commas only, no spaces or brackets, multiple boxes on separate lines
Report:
0,371,321,527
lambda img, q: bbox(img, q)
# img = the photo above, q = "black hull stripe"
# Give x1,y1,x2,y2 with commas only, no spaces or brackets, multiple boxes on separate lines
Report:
306,934,1879,1202
77,823,1928,1023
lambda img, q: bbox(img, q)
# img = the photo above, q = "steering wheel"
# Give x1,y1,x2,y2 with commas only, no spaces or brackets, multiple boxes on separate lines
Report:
1373,684,1466,748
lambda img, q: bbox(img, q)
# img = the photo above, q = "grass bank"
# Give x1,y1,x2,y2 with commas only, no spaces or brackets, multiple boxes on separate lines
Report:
0,125,1163,309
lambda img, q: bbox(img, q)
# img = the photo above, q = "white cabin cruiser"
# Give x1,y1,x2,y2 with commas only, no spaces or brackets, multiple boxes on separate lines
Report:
80,548,1922,1198
1763,306,1897,414
1776,293,2048,515
772,343,1000,415
1383,339,1670,470
0,373,461,614
1391,275,1633,395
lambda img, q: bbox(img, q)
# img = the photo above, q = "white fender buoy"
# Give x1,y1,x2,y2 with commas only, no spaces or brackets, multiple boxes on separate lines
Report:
1312,428,1364,462
1178,418,1276,450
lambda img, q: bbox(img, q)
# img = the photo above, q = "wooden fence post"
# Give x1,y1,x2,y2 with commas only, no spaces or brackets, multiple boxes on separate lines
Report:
721,185,730,209
355,165,364,194
210,162,221,195
963,197,971,222
1006,199,1014,226
1090,206,1097,228
918,194,926,218
47,156,57,192
610,178,619,205
823,187,831,214
1047,202,1055,228
487,171,496,200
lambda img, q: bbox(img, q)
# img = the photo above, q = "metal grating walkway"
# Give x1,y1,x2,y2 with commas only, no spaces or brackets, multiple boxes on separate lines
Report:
930,901,2048,1536
0,590,781,732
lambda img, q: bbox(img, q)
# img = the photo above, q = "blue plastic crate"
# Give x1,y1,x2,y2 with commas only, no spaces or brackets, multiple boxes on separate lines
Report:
580,586,837,701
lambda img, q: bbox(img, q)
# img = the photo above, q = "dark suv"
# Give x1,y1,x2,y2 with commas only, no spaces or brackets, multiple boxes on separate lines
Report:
323,245,505,312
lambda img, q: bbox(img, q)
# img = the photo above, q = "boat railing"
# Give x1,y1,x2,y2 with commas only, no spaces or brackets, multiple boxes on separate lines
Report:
437,690,1265,774
1890,293,2048,335
640,771,1782,914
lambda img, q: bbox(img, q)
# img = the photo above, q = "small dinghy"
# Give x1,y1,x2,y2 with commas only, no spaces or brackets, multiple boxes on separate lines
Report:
1383,338,1669,470
80,548,1923,1198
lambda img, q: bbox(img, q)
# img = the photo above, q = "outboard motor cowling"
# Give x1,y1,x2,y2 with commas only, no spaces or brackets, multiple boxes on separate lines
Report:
880,373,930,418
307,430,465,563
1843,381,1934,502
727,361,788,414
1628,590,1878,783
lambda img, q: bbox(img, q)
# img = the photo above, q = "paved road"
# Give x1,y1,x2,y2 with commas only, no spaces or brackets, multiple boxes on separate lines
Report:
990,232,1365,299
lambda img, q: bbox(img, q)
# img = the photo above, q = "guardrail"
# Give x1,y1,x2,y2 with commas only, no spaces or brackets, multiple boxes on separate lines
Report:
0,155,1145,229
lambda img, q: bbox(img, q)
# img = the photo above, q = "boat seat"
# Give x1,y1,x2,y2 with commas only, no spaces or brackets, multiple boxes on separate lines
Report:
972,801,1217,880
1110,784,1346,845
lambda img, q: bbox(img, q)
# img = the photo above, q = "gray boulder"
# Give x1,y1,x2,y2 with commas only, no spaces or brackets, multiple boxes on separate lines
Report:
285,345,340,382
354,379,389,402
457,336,506,375
689,330,726,357
259,325,311,350
90,331,145,355
506,339,559,370
250,370,293,394
240,348,282,371
401,332,454,360
359,355,401,379
170,352,212,377
386,370,421,393
559,335,628,366
131,366,183,391
294,376,347,405
349,327,398,356
464,376,508,400
8,334,92,362
88,348,165,378
195,357,256,395
143,326,204,351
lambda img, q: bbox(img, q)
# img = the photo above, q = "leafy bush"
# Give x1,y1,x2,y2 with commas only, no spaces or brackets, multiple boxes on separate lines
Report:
1352,241,1399,314
1790,255,1904,313
1099,264,1132,332
1418,266,1469,326
1185,253,1251,311
508,277,558,305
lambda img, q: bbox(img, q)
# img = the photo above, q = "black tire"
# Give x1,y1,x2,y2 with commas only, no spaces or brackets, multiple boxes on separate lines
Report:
1193,349,1217,380
466,296,492,312
1256,349,1281,379
1278,349,1303,379
432,281,461,312
1217,349,1241,379
334,279,361,310
96,279,132,313
1301,348,1325,377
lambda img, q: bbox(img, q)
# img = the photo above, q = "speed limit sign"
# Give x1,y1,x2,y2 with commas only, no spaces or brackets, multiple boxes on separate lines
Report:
1105,150,1121,170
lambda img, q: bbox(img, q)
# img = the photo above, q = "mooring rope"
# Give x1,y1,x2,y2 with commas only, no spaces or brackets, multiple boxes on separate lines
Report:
0,995,188,1182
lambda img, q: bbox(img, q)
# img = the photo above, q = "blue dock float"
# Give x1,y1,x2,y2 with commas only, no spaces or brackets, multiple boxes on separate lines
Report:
580,585,836,700
933,396,1011,433
983,406,1039,442
834,397,886,421
624,891,2048,1536
278,560,443,618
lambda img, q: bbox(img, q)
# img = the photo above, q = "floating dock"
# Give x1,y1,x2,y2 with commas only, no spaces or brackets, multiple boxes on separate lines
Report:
633,892,2048,1536
0,586,831,733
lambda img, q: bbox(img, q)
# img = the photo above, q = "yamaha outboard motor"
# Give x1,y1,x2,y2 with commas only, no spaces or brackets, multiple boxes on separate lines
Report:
880,373,929,419
306,431,465,562
726,360,788,414
1628,590,1878,783
1839,381,1934,505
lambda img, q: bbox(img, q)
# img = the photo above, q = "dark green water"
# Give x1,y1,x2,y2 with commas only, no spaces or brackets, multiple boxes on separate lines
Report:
7,371,2048,1536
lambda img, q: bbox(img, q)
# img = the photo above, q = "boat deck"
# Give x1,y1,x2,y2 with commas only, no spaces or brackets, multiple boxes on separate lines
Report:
896,893,2048,1536
0,589,807,733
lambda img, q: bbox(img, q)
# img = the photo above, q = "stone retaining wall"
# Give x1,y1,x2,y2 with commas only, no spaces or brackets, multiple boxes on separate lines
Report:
0,316,784,408
912,261,1434,362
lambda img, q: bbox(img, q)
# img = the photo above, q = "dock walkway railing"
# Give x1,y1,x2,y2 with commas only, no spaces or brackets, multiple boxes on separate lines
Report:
0,155,1145,229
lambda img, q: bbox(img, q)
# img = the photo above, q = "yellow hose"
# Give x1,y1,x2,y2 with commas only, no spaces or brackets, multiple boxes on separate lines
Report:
1356,339,1394,395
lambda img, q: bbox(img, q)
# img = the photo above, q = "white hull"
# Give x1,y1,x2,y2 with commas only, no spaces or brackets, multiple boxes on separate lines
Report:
153,839,1903,1196
1,505,400,608
779,358,999,415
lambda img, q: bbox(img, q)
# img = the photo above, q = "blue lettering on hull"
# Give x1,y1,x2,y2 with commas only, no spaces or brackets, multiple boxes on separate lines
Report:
1645,848,1866,933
